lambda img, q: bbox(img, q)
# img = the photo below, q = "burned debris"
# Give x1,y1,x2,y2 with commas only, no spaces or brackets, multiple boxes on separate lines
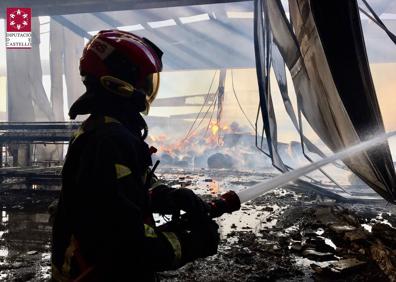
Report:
0,0,396,281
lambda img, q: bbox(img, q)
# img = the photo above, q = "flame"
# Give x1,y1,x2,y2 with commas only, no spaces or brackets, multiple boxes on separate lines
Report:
211,124,219,136
208,122,230,136
148,122,235,156
209,180,220,195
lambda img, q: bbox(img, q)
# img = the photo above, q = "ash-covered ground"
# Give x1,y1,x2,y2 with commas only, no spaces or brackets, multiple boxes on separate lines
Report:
1,168,396,281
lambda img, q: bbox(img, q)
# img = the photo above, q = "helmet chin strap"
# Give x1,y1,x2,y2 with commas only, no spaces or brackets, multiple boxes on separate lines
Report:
100,75,151,114
141,120,148,140
100,76,135,97
142,101,150,116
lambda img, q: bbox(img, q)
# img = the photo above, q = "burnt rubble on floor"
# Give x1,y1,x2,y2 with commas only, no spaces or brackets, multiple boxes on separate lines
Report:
160,171,396,281
0,169,396,281
275,203,396,281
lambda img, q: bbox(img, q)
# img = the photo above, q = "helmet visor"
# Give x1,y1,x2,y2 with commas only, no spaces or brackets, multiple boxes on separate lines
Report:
141,72,160,114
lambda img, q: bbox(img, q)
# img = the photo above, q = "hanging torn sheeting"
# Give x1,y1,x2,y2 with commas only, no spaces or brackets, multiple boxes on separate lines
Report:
254,0,272,158
254,0,287,172
272,43,346,190
263,0,396,203
255,0,334,187
50,18,86,121
295,94,348,193
272,44,327,161
272,43,326,161
254,1,343,190
7,18,54,122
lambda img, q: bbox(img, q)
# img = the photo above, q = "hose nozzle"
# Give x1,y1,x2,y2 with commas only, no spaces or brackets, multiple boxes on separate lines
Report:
208,190,241,218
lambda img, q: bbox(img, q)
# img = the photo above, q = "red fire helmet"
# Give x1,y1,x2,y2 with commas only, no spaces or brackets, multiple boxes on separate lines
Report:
79,30,163,114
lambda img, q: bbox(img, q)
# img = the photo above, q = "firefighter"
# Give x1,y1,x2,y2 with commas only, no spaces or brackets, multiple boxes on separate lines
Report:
51,30,220,281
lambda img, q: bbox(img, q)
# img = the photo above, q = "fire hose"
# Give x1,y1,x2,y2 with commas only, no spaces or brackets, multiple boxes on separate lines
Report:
206,131,396,218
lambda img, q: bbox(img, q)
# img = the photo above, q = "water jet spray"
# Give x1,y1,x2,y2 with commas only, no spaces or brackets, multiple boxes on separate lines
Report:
207,131,396,218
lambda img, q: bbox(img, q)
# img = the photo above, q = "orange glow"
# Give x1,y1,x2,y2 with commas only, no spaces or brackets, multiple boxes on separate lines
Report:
209,180,219,195
148,122,238,156
211,124,219,136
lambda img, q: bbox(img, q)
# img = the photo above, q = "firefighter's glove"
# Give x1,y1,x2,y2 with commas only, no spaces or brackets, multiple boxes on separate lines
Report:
178,217,220,264
151,185,209,219
170,188,210,220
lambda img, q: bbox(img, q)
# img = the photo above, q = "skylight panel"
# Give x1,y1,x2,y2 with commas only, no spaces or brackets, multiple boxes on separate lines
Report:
179,13,210,24
226,12,253,19
117,24,145,31
148,19,177,28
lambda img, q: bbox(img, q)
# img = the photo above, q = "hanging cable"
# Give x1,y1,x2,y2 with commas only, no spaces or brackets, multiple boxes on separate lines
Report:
182,70,218,141
184,88,219,142
254,103,271,158
230,70,255,131
359,0,396,44
359,7,381,26
204,93,219,137
191,89,219,137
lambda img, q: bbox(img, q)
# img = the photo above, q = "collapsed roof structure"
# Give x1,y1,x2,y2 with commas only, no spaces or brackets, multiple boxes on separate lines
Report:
0,0,395,202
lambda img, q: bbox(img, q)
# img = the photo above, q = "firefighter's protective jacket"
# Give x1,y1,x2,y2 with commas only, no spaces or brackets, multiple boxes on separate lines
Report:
52,115,180,281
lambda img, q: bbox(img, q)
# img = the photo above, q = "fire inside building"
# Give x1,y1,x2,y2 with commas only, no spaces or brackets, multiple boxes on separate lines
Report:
0,0,396,281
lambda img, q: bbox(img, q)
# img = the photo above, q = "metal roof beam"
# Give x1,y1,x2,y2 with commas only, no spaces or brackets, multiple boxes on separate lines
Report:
0,0,250,18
